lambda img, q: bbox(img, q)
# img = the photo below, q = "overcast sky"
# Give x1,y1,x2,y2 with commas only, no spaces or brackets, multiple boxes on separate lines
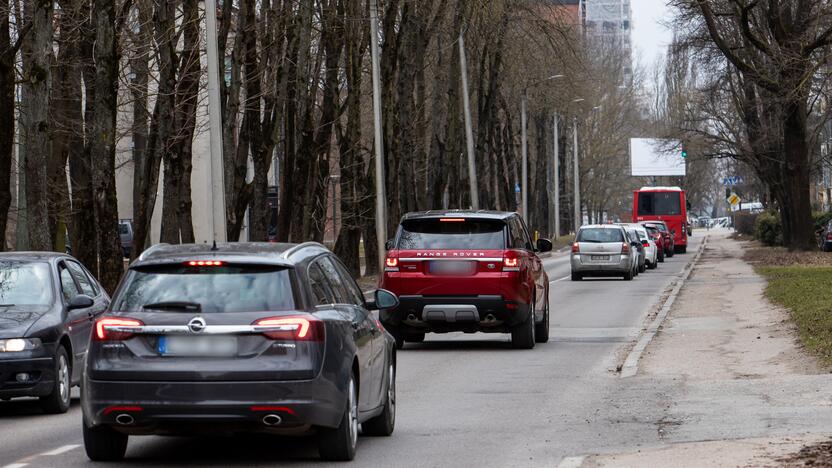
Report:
631,0,673,75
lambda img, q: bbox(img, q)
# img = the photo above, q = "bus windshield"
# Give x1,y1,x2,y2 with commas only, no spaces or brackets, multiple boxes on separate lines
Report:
638,192,682,216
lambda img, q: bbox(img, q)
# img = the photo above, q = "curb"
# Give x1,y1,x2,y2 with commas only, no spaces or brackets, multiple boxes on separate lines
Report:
619,235,709,378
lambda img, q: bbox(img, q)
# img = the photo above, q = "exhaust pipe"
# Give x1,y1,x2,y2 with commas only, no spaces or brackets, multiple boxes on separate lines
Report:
406,314,417,322
484,314,497,323
262,414,282,426
115,414,135,426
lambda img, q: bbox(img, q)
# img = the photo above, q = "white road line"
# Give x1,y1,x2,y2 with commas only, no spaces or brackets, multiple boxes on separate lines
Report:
4,463,29,468
40,444,80,456
550,275,571,284
557,455,586,468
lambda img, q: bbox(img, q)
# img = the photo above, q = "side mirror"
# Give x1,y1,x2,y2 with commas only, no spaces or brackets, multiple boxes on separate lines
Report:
384,239,395,251
366,289,399,311
536,238,553,253
631,241,641,247
68,294,94,310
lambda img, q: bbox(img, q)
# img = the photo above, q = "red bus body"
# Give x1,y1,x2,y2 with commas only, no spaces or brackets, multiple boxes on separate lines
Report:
632,187,688,251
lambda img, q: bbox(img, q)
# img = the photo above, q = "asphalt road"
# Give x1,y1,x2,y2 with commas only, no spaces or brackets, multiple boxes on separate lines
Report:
0,237,702,467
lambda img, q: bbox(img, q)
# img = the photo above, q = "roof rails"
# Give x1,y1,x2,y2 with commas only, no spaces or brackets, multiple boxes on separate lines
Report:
280,242,327,259
137,243,170,262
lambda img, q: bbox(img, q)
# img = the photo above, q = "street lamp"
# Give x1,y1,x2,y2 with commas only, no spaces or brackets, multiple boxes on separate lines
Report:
569,98,585,232
521,74,564,221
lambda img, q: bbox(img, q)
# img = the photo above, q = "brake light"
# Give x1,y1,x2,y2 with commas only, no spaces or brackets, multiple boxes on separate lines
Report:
572,242,580,253
642,241,649,247
621,243,630,254
254,316,324,341
827,232,832,241
503,256,520,272
103,406,143,416
186,260,224,266
439,218,466,222
385,257,399,272
94,317,144,341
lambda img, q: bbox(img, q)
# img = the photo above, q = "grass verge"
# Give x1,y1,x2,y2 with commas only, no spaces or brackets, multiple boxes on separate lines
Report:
757,265,832,366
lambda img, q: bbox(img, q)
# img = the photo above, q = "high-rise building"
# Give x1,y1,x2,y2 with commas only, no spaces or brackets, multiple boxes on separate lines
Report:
582,0,633,82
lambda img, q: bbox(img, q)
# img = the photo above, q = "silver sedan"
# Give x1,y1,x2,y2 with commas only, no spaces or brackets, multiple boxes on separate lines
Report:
571,225,638,281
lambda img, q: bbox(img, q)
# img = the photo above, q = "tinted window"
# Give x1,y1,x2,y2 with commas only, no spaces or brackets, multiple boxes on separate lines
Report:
331,258,365,306
66,261,96,297
644,222,668,233
0,262,54,306
317,257,350,304
577,228,624,243
59,266,79,301
308,263,334,306
114,264,295,313
397,219,505,250
638,192,681,216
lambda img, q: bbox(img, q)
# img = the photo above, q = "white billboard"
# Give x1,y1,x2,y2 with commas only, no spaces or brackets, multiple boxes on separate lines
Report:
630,138,686,176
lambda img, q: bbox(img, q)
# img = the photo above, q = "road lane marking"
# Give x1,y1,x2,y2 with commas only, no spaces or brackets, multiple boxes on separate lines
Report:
549,275,571,284
41,444,80,456
557,455,586,468
4,463,29,468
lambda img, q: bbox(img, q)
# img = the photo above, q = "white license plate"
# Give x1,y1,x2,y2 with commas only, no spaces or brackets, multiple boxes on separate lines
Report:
592,255,611,261
157,336,238,357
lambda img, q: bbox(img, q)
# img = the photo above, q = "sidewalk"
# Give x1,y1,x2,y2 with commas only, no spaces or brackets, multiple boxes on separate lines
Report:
580,231,832,467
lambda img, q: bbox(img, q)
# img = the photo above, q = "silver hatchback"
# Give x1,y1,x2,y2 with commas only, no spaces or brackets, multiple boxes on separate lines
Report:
571,225,637,281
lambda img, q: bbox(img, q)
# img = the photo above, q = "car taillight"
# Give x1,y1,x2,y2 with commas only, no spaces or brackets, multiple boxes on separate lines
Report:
621,243,630,254
572,242,580,253
186,260,224,266
94,317,144,341
827,232,832,241
254,315,324,341
503,256,520,272
384,257,399,272
642,240,649,247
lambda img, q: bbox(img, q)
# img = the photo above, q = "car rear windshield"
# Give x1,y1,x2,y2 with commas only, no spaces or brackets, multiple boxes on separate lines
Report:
645,222,668,233
637,192,681,216
577,228,624,243
113,264,295,313
0,261,53,306
397,219,505,250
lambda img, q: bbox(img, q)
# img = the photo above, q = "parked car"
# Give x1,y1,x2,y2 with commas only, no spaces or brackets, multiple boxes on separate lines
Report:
819,220,832,252
380,211,551,349
0,253,109,413
623,224,658,270
82,242,398,461
625,228,647,274
642,221,675,258
571,225,638,281
644,225,665,263
118,220,133,258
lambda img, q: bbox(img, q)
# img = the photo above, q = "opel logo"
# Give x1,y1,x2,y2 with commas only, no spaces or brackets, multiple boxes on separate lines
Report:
188,317,207,333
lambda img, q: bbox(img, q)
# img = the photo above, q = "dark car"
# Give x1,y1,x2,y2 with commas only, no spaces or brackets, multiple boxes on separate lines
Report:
642,221,675,258
819,220,832,252
118,220,133,258
82,242,398,462
0,253,109,413
380,211,551,350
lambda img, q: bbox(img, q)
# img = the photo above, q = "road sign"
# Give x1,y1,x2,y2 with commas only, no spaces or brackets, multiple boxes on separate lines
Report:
723,176,743,186
728,193,741,206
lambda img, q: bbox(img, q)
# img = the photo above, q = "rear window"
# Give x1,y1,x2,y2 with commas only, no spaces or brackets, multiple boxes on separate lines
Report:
638,192,681,216
397,219,505,250
645,222,668,233
113,264,295,313
0,261,53,306
577,228,624,243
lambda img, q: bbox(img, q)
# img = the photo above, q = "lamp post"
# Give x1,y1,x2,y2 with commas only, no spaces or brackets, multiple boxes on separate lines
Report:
570,98,584,232
204,0,226,242
521,74,564,221
369,0,387,272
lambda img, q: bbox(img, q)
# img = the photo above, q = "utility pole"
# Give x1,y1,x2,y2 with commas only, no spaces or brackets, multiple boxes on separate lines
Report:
573,117,581,232
520,93,528,220
370,0,387,271
459,30,479,210
204,0,227,242
553,113,560,239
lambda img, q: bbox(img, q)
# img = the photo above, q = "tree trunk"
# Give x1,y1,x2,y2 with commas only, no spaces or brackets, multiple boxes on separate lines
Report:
0,0,16,251
129,0,151,257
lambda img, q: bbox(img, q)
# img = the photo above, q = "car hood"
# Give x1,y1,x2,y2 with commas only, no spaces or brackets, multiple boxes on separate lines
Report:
0,306,51,338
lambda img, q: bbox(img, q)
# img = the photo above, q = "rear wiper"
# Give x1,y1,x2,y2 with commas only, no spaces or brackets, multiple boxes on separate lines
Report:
142,301,202,312
0,304,15,307
581,240,602,243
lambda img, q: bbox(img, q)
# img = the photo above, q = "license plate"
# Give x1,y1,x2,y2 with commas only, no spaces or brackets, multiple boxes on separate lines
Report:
592,255,611,261
429,261,475,275
157,336,238,357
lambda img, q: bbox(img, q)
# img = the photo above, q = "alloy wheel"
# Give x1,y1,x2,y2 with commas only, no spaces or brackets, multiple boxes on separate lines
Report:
348,379,358,449
58,354,69,404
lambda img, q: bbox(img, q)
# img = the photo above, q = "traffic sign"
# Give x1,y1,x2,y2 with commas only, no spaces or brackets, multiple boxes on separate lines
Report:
727,193,741,206
723,176,743,186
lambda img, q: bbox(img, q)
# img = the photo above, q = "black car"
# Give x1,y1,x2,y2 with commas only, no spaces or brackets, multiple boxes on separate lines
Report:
0,253,109,413
82,242,398,462
819,220,832,252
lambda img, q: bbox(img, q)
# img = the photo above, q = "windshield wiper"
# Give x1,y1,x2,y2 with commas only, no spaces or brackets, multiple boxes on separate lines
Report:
142,301,202,312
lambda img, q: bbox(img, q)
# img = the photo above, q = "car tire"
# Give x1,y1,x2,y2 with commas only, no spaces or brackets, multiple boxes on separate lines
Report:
638,262,646,273
678,245,687,254
83,422,128,461
534,297,550,343
319,375,359,461
571,272,582,281
623,269,634,281
648,259,657,270
404,333,425,343
511,302,536,350
40,346,71,414
666,247,674,258
362,363,396,437
658,250,665,263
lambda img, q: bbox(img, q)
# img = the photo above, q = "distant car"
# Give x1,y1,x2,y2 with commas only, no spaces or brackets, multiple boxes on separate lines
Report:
642,221,675,258
625,228,647,274
644,225,665,263
118,220,133,258
819,221,832,252
82,242,398,461
571,225,638,281
624,224,658,270
0,253,109,413
380,211,552,350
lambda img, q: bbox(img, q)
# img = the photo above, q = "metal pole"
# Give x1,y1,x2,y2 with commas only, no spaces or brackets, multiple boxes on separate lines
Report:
521,93,528,221
370,0,387,271
459,31,479,210
553,113,560,239
573,117,581,232
204,0,227,243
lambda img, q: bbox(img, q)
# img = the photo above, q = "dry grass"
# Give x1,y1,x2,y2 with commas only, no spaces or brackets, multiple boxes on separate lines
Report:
744,241,832,267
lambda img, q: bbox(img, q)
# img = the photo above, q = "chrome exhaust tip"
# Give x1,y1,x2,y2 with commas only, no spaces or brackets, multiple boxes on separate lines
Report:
406,314,417,322
115,414,135,426
262,414,282,426
484,314,497,323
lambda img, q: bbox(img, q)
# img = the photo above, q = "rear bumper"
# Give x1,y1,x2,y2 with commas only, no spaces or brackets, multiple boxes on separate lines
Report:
0,355,56,399
81,376,345,434
379,295,531,334
571,254,631,275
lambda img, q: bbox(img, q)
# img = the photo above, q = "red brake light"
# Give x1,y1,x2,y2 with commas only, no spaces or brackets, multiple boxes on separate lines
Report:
572,242,580,253
94,317,143,341
186,260,224,267
385,257,399,272
439,218,466,222
503,256,520,271
103,406,143,416
254,316,324,341
642,241,649,247
621,243,630,254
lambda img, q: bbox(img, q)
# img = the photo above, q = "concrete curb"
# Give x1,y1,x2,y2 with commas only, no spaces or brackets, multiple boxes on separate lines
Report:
619,235,709,378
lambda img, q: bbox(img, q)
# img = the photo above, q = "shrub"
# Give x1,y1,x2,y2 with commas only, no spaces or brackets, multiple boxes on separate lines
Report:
733,212,758,236
755,211,782,246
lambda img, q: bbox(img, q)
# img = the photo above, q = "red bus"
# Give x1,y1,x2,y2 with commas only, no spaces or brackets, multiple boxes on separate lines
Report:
632,187,688,253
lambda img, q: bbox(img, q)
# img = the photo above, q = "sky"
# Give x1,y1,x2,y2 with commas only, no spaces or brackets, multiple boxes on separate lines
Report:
631,0,674,75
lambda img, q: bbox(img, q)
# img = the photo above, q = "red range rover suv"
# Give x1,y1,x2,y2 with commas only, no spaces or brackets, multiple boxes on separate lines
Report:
379,211,552,349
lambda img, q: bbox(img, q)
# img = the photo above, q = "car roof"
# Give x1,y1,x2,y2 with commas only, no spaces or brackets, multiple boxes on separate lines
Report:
401,210,517,221
0,252,71,262
579,224,623,230
133,242,330,268
638,186,683,192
